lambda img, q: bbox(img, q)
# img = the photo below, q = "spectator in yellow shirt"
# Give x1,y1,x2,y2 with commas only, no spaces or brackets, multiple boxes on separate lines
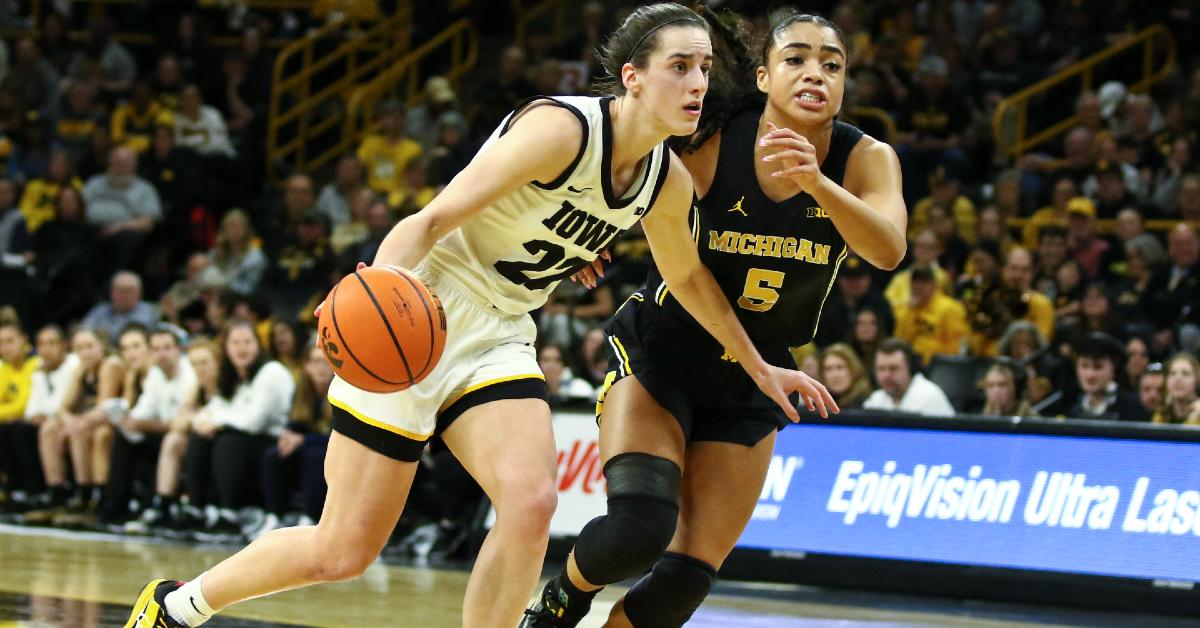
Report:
111,81,173,154
1022,177,1084,249
0,321,38,422
0,321,40,504
894,266,969,363
885,229,953,311
357,100,422,198
909,167,977,244
18,150,83,233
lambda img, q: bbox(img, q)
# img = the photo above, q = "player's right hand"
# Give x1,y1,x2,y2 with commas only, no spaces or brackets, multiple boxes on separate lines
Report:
314,262,370,348
753,364,839,422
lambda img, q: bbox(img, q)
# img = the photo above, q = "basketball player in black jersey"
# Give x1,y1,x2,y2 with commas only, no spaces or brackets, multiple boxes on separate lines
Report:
522,10,907,627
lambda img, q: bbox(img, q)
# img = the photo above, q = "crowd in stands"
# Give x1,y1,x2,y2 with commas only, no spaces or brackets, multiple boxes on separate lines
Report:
1,0,1200,548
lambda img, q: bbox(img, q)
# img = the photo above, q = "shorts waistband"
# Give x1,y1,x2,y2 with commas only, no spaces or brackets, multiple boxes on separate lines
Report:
416,259,519,319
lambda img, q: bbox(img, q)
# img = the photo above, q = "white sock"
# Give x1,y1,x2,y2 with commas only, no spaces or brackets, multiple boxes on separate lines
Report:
165,573,215,627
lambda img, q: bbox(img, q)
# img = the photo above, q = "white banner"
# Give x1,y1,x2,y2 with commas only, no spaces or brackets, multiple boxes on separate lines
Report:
484,410,608,536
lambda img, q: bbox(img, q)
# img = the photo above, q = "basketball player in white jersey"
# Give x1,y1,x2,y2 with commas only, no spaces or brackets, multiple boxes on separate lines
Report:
126,5,833,627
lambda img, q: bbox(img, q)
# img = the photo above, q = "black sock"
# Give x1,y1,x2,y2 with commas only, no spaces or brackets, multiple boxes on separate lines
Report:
555,570,598,611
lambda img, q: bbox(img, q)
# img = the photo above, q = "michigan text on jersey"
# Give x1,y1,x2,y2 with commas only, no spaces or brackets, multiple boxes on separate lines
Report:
706,230,832,265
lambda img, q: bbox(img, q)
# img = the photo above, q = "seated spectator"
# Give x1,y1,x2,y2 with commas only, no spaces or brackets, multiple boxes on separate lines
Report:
814,255,894,348
895,55,970,203
390,156,437,218
25,327,123,524
10,325,79,507
850,308,885,374
160,253,215,327
18,149,81,233
1021,178,1077,249
976,360,1031,416
0,321,39,507
1146,224,1200,353
112,80,172,155
208,209,268,296
974,247,1054,356
358,100,421,199
818,343,871,410
1087,160,1136,219
928,204,970,278
539,279,614,351
1033,224,1069,295
251,344,333,538
537,343,595,404
1051,259,1085,324
575,328,610,388
406,76,459,151
55,82,106,166
82,146,162,275
330,189,378,262
67,16,136,99
3,37,60,121
885,230,952,312
174,84,236,159
315,154,363,228
1113,233,1165,326
266,211,336,323
1152,354,1200,425
908,167,977,244
184,321,295,540
268,319,305,378
1123,335,1153,389
893,265,969,364
428,111,473,187
127,339,219,533
1063,332,1148,421
262,173,317,255
862,338,956,416
1137,362,1165,419
152,54,185,112
31,188,99,324
81,271,160,342
0,176,32,318
1066,199,1108,277
103,326,196,524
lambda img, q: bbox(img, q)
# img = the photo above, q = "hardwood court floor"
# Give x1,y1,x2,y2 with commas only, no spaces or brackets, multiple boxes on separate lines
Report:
1,525,1196,627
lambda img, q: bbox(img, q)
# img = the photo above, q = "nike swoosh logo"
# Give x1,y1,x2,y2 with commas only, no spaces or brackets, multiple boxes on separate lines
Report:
567,185,593,194
190,596,204,615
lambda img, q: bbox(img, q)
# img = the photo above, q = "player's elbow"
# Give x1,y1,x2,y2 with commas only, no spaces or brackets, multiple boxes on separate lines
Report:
864,237,906,271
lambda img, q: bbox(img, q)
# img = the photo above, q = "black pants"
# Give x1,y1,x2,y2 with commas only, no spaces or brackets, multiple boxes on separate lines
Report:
0,421,45,493
102,431,163,520
260,433,329,520
185,429,273,509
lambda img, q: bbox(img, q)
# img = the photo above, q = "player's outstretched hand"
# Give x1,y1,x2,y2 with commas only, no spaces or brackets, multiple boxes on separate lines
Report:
313,262,370,348
570,250,612,289
753,364,839,422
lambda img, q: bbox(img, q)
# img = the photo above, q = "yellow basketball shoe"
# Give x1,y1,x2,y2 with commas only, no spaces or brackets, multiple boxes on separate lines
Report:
125,579,187,628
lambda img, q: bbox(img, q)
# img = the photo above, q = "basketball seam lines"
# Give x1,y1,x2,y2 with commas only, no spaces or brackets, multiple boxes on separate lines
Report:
353,270,416,385
388,267,439,381
330,282,406,386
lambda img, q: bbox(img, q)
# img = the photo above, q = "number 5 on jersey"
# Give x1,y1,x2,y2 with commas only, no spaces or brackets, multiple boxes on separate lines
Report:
737,268,785,312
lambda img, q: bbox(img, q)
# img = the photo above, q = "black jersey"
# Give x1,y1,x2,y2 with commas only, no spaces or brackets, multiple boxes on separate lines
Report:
646,110,864,354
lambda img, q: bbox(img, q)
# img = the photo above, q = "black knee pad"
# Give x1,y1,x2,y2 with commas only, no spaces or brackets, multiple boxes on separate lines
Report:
623,552,717,628
573,452,681,585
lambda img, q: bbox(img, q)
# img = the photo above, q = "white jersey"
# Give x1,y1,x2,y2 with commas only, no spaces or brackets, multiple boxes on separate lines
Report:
425,95,671,316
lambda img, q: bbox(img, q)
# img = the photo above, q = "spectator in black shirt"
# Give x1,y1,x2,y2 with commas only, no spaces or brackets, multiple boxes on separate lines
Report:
815,256,895,348
896,55,970,203
1064,332,1149,421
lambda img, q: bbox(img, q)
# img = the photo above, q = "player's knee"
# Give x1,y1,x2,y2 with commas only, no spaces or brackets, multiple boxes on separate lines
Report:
623,552,717,628
495,476,557,539
574,453,681,585
94,423,114,447
306,536,379,582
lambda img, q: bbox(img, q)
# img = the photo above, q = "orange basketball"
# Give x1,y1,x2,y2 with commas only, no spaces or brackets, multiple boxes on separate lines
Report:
317,266,447,393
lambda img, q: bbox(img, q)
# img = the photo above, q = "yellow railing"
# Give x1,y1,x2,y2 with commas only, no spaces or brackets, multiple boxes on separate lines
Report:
266,5,414,181
993,24,1175,157
337,19,479,173
512,0,566,48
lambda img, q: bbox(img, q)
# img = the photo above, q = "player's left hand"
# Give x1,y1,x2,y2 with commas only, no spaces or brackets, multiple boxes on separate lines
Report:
760,122,824,192
753,364,839,422
570,250,612,289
